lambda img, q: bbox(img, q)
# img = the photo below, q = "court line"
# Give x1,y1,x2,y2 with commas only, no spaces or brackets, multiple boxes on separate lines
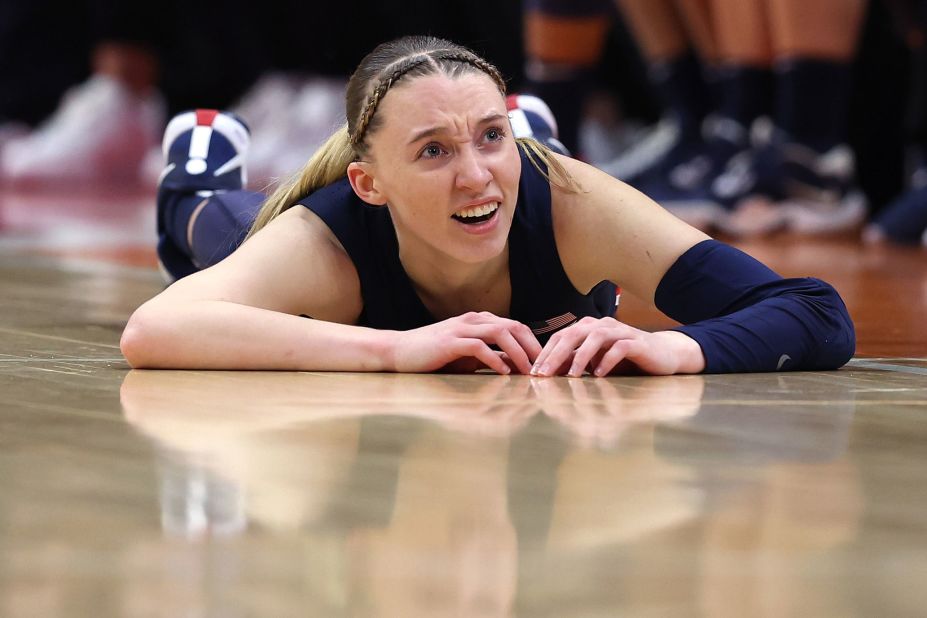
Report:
0,326,121,349
0,358,125,363
1,400,127,424
848,361,927,376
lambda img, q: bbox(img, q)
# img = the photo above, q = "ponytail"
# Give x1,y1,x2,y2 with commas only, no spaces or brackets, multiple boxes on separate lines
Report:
246,124,355,240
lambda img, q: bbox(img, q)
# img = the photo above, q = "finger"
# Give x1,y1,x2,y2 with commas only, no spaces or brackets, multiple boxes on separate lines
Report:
593,339,637,377
508,322,543,363
488,329,532,374
567,331,610,377
496,351,519,374
529,328,567,373
532,337,576,377
461,325,533,374
533,328,588,377
454,339,511,375
473,315,542,366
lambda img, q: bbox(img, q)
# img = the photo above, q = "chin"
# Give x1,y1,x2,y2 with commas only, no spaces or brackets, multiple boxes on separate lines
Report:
449,234,509,266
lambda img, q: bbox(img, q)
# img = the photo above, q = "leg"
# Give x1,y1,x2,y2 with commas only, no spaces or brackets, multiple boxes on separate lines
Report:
612,0,730,230
714,0,870,236
158,189,265,279
708,0,774,128
157,109,262,281
767,0,868,152
522,0,613,154
616,0,713,140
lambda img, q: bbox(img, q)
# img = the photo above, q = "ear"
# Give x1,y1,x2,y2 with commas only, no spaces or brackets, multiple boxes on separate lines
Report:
347,161,388,206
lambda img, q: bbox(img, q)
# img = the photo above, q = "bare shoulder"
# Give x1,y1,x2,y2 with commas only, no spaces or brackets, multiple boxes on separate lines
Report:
549,153,710,301
154,205,362,324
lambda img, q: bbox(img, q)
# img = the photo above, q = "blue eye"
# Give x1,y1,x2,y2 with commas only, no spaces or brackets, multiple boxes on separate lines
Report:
420,143,445,159
485,127,505,142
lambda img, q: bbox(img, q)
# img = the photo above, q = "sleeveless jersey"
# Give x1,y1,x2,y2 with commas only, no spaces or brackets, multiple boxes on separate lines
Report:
300,147,618,341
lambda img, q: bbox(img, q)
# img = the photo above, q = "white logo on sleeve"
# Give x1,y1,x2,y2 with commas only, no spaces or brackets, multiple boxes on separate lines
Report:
776,354,792,370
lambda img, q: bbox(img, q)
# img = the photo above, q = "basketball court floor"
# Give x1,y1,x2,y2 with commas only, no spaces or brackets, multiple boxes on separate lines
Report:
1,183,926,616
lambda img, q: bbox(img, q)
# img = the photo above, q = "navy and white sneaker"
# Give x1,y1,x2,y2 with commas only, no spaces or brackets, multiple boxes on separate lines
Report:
863,185,927,245
156,109,251,281
158,109,250,192
641,116,749,231
863,147,927,245
714,120,867,236
506,93,569,156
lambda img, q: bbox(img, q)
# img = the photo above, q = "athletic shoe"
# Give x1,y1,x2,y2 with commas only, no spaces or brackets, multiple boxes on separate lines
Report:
863,185,927,245
232,72,303,137
0,75,163,184
642,116,749,230
714,120,867,236
863,146,927,245
245,77,346,184
506,93,569,156
157,109,251,281
596,117,681,181
158,109,250,192
0,121,28,150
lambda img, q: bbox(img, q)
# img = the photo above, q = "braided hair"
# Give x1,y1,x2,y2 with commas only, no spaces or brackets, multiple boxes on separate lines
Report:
348,43,507,151
248,36,577,239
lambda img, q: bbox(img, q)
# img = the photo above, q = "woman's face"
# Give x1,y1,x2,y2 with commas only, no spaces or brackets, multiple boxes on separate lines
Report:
359,72,522,266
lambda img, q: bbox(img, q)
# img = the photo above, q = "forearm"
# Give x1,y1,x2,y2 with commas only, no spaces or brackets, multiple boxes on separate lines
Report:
121,300,393,371
655,240,855,373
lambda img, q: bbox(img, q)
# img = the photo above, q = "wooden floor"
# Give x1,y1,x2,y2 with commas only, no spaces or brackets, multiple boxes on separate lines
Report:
1,185,926,616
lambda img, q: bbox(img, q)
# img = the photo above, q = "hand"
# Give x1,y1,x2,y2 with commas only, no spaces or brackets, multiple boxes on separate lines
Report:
389,312,543,375
529,317,706,377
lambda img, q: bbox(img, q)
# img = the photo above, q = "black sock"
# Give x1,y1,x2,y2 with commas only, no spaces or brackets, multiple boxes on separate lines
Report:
715,64,773,129
524,67,593,156
776,59,853,152
650,49,712,140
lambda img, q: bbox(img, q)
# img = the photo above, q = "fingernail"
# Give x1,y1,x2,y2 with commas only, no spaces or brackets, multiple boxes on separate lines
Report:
537,363,550,376
594,367,605,377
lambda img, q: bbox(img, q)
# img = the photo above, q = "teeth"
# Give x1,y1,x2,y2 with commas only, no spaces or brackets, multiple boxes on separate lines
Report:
455,202,499,218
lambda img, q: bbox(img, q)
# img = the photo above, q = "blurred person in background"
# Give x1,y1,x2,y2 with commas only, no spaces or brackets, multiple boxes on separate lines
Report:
864,0,927,246
522,0,869,236
0,0,522,187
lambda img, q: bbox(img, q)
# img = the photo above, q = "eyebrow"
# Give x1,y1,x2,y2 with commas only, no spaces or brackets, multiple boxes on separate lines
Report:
407,112,508,146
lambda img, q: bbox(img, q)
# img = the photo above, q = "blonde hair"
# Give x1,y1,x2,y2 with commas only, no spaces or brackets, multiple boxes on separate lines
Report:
246,36,580,239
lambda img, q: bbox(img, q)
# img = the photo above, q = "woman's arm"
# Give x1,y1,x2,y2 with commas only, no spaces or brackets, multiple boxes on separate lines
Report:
534,154,854,376
122,207,540,373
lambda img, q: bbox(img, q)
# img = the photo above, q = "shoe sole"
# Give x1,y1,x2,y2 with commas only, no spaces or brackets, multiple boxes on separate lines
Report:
780,190,868,234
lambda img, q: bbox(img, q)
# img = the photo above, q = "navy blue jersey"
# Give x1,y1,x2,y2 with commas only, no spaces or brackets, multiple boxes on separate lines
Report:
300,146,618,340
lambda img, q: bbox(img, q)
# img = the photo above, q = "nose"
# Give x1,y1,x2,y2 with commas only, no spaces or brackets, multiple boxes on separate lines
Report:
454,145,492,192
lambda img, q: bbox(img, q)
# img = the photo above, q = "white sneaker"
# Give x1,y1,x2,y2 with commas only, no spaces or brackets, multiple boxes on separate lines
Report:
231,72,302,137
1,75,164,184
0,121,28,150
244,76,346,185
596,118,680,180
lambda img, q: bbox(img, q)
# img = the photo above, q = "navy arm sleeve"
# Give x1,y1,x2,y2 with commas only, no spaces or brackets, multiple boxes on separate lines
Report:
654,240,855,373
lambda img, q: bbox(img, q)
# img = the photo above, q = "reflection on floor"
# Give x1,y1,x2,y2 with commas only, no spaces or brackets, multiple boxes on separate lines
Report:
1,185,926,616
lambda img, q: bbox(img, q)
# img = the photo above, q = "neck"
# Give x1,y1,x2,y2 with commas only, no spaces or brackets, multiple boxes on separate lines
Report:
399,244,510,318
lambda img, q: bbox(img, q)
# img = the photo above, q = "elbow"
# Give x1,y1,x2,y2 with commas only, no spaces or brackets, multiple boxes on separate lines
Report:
121,308,161,369
811,279,857,369
831,303,857,368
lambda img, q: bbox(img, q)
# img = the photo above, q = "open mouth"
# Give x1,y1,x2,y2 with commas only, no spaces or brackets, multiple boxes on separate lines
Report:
451,201,500,225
